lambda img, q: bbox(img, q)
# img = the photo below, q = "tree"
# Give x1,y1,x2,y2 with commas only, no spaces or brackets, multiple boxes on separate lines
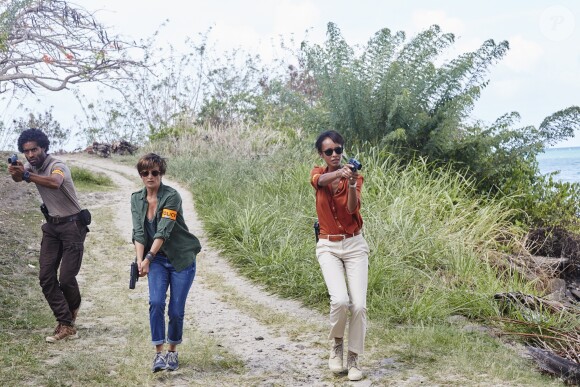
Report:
0,0,142,93
299,23,580,226
11,106,70,150
73,31,211,144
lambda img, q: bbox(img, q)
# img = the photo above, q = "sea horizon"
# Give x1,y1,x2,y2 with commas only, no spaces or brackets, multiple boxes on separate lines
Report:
537,146,580,184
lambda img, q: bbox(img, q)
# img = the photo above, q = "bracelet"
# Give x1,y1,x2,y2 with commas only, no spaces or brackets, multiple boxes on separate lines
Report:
23,171,31,183
144,251,155,261
349,181,357,188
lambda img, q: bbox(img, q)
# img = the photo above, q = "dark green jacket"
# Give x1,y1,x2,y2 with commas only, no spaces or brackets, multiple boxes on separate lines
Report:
131,182,201,272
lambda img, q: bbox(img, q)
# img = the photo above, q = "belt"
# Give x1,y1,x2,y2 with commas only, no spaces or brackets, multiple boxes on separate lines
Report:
47,213,80,224
319,230,361,242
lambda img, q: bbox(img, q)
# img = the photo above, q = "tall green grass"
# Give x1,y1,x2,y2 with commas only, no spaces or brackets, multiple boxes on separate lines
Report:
148,127,537,325
130,126,570,383
71,166,114,191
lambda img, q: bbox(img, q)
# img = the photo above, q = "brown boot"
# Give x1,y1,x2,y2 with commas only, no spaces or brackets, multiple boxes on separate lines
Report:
52,323,62,335
46,324,78,343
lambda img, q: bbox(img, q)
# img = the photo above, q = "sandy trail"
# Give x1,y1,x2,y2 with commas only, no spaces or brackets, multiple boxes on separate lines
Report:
62,154,370,386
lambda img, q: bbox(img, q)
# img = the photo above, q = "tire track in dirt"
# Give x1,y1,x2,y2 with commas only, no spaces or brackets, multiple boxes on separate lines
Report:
64,154,356,386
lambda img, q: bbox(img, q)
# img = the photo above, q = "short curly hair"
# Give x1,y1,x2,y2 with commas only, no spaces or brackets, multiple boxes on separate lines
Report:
136,153,167,175
17,128,50,153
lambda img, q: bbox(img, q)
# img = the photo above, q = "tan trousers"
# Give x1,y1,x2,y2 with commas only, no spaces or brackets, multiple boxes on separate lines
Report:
316,234,369,354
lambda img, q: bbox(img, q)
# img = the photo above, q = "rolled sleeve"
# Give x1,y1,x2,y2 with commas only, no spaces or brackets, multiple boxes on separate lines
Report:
154,191,181,240
310,166,324,189
131,193,146,245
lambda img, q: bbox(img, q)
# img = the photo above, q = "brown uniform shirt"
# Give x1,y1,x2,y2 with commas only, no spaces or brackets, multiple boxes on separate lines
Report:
310,165,363,235
26,155,81,217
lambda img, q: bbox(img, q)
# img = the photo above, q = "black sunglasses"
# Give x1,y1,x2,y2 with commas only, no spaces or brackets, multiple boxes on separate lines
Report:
139,170,161,177
322,146,343,156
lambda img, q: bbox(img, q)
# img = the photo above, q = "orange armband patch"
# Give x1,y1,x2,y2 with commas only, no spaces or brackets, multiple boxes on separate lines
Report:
52,169,65,177
161,208,177,220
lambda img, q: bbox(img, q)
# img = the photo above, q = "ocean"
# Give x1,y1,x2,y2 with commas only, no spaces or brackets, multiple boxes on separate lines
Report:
537,146,580,184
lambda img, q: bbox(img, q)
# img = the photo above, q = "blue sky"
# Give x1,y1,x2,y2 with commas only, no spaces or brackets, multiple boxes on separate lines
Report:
3,0,579,148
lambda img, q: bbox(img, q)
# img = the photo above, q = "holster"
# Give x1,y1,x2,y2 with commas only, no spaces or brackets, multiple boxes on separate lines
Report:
79,209,92,226
314,220,320,242
40,203,49,222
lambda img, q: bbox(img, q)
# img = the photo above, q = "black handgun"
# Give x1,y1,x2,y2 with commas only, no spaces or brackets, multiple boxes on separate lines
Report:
314,220,320,242
129,258,139,289
348,157,362,172
8,154,18,165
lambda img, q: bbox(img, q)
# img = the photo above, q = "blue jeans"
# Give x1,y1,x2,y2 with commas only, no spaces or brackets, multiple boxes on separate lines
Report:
147,255,196,345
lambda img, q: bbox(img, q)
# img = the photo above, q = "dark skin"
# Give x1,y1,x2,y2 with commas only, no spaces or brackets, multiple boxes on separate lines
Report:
316,137,360,358
8,141,64,189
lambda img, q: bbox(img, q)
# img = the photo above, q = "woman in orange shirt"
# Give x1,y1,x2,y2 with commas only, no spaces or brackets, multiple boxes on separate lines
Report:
310,130,369,381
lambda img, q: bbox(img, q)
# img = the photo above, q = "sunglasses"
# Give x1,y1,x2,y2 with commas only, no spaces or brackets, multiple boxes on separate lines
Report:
322,146,343,156
139,170,161,177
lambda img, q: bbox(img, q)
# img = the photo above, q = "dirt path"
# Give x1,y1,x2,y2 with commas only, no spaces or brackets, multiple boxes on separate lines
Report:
62,154,373,386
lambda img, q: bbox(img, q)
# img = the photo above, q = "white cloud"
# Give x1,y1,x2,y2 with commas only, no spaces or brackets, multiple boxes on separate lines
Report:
272,1,319,36
502,35,543,72
487,78,523,99
209,20,263,51
411,9,465,35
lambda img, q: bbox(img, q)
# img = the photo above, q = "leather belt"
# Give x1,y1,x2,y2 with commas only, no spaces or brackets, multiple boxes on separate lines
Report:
319,230,361,242
47,213,80,224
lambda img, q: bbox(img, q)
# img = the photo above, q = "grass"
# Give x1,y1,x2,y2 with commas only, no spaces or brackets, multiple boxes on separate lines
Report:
153,133,535,322
0,127,569,384
203,271,325,340
70,165,115,191
137,125,570,384
366,322,559,385
0,171,245,386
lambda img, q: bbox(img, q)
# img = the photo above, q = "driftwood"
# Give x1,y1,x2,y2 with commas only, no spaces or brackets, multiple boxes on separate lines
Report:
494,228,580,384
86,140,138,158
528,346,580,385
494,291,571,314
495,292,580,384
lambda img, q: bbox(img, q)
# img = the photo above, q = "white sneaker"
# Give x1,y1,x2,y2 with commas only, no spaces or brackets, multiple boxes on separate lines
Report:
347,352,363,381
328,340,344,372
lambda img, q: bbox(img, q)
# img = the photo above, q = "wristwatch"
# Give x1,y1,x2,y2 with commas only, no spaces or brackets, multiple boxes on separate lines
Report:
23,171,31,183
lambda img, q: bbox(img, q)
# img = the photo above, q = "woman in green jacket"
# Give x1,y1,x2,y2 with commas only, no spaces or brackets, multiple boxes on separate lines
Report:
130,153,201,373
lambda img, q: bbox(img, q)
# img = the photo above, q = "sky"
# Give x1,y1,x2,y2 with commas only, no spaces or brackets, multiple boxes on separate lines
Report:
2,0,579,149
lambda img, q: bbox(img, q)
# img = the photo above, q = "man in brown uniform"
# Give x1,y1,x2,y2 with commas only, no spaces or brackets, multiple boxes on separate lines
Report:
8,128,88,342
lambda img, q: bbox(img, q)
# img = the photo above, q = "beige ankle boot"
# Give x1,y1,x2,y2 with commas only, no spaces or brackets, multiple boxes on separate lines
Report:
328,339,344,372
347,351,363,381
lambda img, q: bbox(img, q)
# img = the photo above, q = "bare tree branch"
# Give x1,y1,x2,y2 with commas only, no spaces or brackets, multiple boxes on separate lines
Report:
0,0,144,93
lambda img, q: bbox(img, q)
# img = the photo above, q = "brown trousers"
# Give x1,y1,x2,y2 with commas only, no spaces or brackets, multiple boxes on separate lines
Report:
39,220,88,326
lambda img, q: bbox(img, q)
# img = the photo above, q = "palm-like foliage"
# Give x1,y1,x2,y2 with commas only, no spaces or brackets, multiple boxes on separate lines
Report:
300,23,580,226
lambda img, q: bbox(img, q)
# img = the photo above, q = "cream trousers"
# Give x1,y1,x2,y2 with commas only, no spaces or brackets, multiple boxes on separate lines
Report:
316,234,369,354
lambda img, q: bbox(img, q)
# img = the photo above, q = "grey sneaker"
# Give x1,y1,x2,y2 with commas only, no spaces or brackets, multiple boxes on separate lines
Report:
328,340,344,372
152,352,167,373
347,351,363,381
166,351,179,371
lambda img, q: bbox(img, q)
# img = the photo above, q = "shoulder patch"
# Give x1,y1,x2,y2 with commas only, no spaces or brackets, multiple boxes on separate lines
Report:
52,168,65,177
161,208,177,221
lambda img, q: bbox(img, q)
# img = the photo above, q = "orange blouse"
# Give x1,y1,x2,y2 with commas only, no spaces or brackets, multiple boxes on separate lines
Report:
310,166,364,235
